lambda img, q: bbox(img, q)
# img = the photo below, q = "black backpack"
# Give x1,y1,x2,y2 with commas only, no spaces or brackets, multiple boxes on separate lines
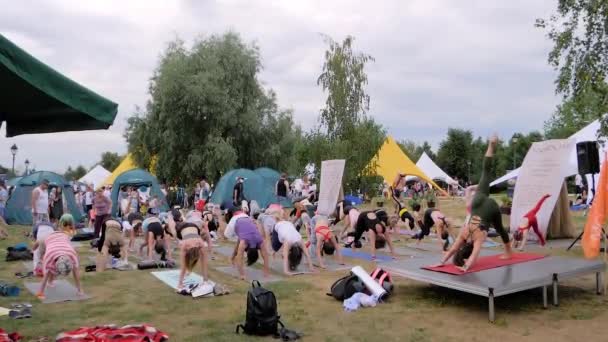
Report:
327,273,363,301
236,280,283,336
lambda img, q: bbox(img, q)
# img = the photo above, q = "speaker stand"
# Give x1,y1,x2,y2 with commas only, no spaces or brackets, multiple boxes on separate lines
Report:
567,174,597,251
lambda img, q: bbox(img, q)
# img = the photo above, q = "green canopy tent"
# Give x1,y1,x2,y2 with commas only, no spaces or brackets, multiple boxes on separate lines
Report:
0,34,118,137
254,167,292,207
5,171,83,225
110,169,168,217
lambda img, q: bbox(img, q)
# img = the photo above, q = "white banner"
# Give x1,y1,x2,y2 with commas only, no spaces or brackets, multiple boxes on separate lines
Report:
510,139,575,238
317,160,346,216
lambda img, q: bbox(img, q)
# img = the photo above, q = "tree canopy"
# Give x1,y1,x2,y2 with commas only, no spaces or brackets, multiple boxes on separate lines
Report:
537,0,608,137
99,152,122,172
125,33,302,184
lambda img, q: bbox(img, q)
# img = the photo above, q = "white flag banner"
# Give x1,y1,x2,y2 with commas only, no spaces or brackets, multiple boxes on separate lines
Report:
510,139,575,238
317,160,346,216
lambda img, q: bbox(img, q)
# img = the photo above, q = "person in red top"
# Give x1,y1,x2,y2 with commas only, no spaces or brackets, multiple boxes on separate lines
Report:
513,194,551,251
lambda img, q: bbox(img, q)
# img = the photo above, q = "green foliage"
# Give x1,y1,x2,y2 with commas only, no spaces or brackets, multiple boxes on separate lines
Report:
436,128,474,181
424,189,437,204
398,140,436,161
64,165,87,181
317,35,374,140
537,1,608,137
99,152,122,172
295,34,384,196
125,33,302,184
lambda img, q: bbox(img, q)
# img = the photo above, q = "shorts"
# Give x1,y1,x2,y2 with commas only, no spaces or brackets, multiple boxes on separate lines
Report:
271,229,282,252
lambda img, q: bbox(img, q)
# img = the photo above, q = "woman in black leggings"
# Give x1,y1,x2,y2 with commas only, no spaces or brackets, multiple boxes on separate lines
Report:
470,135,513,259
348,210,397,261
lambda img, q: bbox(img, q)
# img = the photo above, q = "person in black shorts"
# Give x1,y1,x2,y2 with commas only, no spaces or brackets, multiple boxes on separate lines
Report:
348,210,397,261
139,217,172,261
413,203,451,251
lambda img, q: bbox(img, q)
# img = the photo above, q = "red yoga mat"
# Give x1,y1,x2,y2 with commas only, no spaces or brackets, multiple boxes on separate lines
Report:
423,253,546,275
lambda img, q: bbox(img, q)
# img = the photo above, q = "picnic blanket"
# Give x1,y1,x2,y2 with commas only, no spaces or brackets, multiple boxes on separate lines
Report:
56,324,168,342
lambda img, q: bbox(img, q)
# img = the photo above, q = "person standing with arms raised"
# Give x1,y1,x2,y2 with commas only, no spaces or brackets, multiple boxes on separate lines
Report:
31,179,50,223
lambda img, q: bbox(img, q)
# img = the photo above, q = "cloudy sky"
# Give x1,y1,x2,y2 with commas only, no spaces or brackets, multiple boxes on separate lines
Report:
1,0,558,174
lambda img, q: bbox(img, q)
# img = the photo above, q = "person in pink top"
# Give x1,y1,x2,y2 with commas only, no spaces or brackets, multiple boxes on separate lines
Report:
36,226,83,299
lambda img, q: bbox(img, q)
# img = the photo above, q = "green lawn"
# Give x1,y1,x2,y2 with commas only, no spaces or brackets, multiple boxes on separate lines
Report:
0,198,606,341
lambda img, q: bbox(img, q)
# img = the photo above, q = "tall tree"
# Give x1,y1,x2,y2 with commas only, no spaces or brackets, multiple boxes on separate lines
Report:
317,35,374,140
99,152,122,171
436,129,474,181
303,35,384,194
125,33,302,184
64,165,87,181
537,1,608,136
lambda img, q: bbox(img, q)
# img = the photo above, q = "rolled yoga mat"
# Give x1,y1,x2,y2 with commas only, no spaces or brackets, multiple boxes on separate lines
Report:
351,265,387,300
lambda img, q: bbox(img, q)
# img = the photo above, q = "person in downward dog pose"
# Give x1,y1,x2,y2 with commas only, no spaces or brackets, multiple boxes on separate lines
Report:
335,201,361,239
223,210,270,280
170,216,211,290
512,194,551,251
96,217,129,271
395,201,418,231
37,223,83,299
139,216,172,261
413,204,451,251
348,210,398,261
269,215,316,276
433,215,486,272
306,215,344,269
470,134,513,259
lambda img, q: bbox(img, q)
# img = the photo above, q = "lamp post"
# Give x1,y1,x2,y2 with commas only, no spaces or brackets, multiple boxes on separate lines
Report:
10,144,18,174
512,137,519,170
25,159,30,176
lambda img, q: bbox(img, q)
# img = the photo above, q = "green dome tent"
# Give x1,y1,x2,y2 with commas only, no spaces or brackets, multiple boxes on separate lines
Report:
6,171,83,225
254,167,291,207
210,167,291,209
110,169,168,217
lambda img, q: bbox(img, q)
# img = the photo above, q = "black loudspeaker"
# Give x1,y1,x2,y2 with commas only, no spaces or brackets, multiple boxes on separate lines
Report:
576,141,600,175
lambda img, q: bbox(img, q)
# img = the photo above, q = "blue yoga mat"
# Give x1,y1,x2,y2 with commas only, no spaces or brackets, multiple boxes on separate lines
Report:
340,248,392,262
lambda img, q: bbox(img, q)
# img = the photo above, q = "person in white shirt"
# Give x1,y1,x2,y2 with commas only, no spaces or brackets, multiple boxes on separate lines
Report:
269,215,315,276
31,179,50,223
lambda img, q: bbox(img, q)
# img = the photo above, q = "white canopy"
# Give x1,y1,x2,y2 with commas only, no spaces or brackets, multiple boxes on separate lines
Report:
490,119,606,188
414,152,459,185
78,165,111,189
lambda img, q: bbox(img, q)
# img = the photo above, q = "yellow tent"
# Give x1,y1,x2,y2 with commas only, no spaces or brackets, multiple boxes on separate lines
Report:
366,136,443,191
101,153,157,188
100,154,138,188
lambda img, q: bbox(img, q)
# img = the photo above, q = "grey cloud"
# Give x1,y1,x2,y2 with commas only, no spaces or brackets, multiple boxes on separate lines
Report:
0,0,559,172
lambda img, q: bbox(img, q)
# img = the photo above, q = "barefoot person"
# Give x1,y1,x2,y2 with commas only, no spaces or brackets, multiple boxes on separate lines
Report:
139,216,172,261
335,201,361,238
307,215,344,269
413,204,452,251
96,218,129,271
433,215,486,272
171,217,211,290
470,134,513,259
513,194,551,251
37,223,83,299
348,210,398,261
224,212,270,280
269,217,316,276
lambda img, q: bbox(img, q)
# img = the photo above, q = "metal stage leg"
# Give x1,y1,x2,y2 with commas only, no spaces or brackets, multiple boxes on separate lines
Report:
596,272,603,295
543,286,548,309
553,275,559,306
488,289,495,322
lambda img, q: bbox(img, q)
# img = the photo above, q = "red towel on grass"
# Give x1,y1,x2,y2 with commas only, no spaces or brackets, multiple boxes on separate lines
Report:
423,253,546,275
56,324,168,342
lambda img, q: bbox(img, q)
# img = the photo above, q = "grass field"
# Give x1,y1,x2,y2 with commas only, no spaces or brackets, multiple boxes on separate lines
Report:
0,198,606,341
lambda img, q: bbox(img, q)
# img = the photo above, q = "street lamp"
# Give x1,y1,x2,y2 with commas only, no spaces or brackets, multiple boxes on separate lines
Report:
10,144,18,174
24,159,30,176
512,137,519,170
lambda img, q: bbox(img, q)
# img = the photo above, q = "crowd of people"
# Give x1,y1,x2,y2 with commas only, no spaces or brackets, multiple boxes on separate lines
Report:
21,135,561,300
